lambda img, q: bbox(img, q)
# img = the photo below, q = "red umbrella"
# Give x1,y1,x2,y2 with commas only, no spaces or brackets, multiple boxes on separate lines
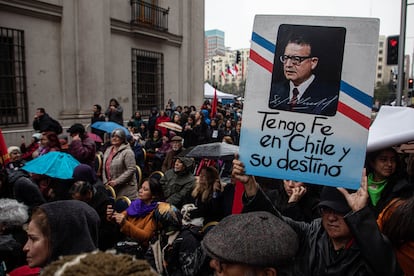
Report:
87,132,103,143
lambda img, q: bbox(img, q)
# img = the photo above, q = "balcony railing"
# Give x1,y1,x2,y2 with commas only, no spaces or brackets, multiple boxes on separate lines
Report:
130,0,169,32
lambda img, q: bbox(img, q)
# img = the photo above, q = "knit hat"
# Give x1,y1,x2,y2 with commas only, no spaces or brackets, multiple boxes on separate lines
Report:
67,123,85,135
72,164,97,183
202,211,298,268
318,186,352,214
7,146,21,155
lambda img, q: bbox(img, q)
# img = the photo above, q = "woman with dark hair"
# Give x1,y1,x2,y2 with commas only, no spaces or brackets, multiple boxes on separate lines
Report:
192,110,209,145
377,195,414,274
137,122,148,142
69,180,118,250
144,129,163,154
239,171,321,223
106,178,164,256
34,131,61,158
91,104,105,124
182,114,196,148
22,200,100,269
208,118,223,143
221,119,234,138
365,147,414,217
103,128,138,200
105,98,124,125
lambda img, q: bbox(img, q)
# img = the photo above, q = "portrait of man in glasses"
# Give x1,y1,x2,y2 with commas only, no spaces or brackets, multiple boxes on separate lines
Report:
268,25,346,116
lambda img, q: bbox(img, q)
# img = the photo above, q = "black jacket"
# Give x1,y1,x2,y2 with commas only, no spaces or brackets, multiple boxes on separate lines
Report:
243,185,320,222
32,113,62,134
242,188,403,276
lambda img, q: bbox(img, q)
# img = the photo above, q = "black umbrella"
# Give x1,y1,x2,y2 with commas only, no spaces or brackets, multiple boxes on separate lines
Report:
185,142,239,160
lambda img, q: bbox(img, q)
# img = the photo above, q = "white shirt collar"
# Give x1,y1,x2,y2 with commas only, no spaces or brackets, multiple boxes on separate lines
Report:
289,74,315,99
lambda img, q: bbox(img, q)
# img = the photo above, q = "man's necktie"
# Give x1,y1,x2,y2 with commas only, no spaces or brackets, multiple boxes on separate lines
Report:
291,88,299,109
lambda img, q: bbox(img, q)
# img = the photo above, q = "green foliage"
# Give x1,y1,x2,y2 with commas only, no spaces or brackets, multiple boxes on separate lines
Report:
374,82,394,105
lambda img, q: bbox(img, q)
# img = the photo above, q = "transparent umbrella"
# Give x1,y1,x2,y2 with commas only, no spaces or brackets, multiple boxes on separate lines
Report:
185,142,239,160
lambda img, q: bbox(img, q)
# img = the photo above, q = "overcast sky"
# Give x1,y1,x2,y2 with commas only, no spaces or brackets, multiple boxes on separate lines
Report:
205,0,414,55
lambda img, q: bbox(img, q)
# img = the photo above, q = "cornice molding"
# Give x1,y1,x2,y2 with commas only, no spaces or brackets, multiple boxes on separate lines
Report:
0,0,62,21
111,18,183,47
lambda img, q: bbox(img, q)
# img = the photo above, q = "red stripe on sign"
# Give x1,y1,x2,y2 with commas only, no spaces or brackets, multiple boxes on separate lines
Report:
337,101,371,129
249,49,273,73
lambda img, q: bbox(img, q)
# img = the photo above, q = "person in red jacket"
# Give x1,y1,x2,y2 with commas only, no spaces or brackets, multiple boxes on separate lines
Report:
20,133,41,161
155,110,171,137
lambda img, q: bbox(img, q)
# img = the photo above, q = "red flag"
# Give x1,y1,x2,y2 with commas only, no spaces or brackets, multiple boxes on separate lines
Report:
233,64,239,73
221,71,226,79
0,129,9,166
211,87,218,119
226,66,232,75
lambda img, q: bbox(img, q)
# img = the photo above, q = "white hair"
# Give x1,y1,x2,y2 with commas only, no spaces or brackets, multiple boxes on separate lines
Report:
0,198,29,227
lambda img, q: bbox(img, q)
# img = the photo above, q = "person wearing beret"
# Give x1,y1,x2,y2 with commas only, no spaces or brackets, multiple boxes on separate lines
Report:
202,211,298,275
232,158,403,276
161,135,185,173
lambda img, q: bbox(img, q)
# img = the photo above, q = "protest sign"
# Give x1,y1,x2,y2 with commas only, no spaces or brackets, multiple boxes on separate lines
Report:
239,15,379,189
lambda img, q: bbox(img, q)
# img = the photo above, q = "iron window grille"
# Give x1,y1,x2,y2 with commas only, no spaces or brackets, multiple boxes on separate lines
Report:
130,0,169,32
0,26,28,126
132,48,164,117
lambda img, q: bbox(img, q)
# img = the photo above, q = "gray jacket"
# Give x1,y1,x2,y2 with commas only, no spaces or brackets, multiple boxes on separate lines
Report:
103,143,138,200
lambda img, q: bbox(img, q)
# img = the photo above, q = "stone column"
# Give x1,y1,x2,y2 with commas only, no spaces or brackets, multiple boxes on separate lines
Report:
60,0,110,120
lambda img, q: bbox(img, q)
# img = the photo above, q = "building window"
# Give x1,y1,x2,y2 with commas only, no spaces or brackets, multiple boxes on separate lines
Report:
0,27,28,126
130,0,169,31
132,49,164,117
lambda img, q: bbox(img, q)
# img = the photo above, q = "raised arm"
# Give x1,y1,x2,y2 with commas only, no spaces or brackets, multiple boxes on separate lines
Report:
232,157,258,197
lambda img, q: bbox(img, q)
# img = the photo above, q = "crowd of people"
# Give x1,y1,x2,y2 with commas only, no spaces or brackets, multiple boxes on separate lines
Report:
1,96,414,275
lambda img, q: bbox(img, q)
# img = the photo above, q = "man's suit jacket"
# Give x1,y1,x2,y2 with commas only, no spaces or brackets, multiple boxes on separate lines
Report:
268,78,340,116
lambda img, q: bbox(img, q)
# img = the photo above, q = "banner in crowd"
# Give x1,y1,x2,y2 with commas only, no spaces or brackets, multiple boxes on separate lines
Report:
239,15,379,189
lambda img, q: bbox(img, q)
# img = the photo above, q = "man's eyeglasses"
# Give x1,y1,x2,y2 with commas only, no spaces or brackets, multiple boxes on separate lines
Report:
280,55,312,65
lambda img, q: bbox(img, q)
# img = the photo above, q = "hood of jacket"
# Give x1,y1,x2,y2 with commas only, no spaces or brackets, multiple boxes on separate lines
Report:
40,200,100,264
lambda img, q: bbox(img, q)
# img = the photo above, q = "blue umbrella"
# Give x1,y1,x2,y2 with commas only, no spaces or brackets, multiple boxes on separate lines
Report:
22,151,80,179
91,121,130,137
